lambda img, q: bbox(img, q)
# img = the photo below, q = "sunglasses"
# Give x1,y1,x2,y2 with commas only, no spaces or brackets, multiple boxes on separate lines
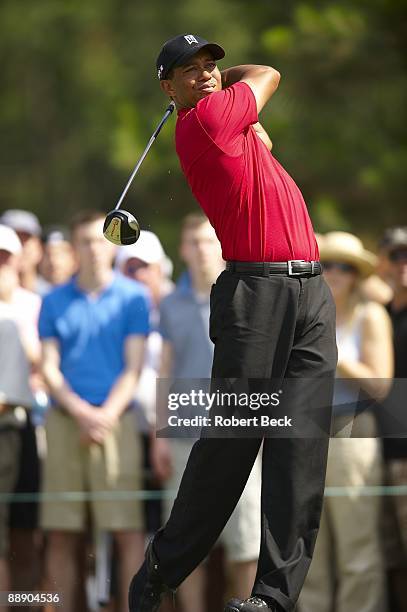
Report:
321,261,358,274
389,249,407,263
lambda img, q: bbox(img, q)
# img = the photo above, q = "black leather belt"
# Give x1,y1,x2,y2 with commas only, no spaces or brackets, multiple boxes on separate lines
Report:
225,260,322,277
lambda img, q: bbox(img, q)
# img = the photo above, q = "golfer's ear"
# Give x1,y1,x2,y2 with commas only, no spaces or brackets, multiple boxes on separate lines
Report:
160,80,175,98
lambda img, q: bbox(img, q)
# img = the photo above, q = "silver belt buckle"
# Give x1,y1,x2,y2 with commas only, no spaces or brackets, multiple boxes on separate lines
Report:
287,260,305,276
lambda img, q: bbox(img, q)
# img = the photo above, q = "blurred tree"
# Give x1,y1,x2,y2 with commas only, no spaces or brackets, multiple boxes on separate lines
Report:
0,0,406,265
234,0,407,240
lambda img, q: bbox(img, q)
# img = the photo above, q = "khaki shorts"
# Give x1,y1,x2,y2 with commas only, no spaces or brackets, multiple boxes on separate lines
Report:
164,439,261,562
0,427,20,557
41,409,143,532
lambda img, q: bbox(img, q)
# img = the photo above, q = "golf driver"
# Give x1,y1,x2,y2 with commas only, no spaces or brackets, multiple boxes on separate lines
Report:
103,100,176,245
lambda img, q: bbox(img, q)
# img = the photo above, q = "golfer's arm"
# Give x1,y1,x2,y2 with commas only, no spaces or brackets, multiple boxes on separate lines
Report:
253,122,273,150
221,64,280,112
41,338,90,416
102,335,145,418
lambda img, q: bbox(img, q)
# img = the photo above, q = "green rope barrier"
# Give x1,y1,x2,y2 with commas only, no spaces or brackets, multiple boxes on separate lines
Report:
0,484,406,503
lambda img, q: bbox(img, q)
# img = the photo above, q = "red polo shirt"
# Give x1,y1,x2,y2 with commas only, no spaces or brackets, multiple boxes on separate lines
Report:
175,82,319,262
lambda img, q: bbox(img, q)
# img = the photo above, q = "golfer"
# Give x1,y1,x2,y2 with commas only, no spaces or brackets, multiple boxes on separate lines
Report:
129,34,337,612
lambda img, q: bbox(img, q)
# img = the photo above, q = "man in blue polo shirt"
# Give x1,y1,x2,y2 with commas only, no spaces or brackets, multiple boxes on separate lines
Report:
39,210,150,612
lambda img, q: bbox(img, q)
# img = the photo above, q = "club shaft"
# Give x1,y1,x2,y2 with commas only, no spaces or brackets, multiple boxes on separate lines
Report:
114,134,155,211
114,102,175,211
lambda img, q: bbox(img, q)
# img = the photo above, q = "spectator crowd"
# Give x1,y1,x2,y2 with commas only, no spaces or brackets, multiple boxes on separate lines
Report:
0,208,406,612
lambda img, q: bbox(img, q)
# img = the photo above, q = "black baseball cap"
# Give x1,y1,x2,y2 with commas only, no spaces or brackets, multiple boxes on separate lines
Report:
156,34,225,80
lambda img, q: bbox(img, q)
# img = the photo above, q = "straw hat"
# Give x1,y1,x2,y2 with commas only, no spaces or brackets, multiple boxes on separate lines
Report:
314,233,324,249
319,231,377,278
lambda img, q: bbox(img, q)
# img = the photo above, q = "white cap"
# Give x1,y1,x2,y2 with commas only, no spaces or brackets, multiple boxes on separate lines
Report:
0,224,22,255
115,230,172,275
0,209,41,237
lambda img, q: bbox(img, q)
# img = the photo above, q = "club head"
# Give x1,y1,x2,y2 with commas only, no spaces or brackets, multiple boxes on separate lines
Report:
103,210,140,245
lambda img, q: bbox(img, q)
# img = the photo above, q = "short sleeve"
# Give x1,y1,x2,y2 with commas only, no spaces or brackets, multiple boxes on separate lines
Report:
125,290,151,336
158,298,172,342
38,295,58,340
195,82,258,149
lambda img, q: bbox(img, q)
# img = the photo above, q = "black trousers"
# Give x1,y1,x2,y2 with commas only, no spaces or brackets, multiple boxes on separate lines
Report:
154,270,337,611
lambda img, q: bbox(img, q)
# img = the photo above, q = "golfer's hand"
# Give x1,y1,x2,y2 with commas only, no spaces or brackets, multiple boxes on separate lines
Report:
151,437,173,482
